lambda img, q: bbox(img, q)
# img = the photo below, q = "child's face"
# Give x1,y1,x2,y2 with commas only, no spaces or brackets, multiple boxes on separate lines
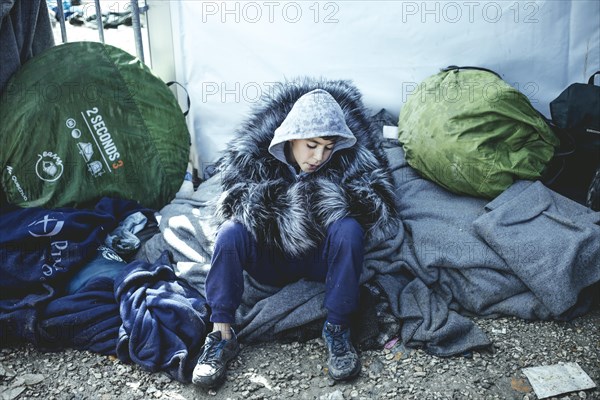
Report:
289,137,335,173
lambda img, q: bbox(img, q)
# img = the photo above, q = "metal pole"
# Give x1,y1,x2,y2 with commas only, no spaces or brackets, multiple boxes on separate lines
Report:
94,0,105,43
130,0,145,62
55,0,68,43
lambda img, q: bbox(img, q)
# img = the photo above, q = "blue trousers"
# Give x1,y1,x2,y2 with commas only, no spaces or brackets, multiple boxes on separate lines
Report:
206,218,364,326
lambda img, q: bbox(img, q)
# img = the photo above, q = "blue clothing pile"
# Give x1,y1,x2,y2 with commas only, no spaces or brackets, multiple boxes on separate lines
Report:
0,198,210,382
115,251,209,383
0,197,142,344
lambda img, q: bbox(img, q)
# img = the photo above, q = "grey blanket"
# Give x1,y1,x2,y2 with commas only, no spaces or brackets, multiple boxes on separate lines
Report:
139,142,600,356
386,142,600,355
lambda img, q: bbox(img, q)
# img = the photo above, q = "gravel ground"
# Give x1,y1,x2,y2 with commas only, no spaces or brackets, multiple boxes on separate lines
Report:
1,306,598,400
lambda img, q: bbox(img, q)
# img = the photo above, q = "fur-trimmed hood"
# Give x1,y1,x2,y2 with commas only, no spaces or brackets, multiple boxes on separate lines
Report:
215,78,399,257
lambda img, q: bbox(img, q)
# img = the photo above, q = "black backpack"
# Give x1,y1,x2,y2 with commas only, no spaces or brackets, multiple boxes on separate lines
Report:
545,71,600,210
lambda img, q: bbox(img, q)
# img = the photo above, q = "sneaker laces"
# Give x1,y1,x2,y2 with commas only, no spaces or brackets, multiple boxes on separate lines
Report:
330,329,352,357
198,338,227,367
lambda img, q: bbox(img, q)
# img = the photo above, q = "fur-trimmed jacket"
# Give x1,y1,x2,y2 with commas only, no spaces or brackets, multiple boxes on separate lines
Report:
215,79,399,258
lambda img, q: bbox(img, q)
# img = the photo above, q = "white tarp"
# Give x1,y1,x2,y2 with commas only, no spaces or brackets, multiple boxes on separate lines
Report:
167,0,600,171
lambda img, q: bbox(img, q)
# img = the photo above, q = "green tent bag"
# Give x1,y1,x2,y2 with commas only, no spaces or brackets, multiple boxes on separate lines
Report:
0,42,190,209
398,67,559,198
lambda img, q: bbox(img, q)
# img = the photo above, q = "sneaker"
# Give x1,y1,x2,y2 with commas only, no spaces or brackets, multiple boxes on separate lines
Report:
192,329,240,389
322,321,361,381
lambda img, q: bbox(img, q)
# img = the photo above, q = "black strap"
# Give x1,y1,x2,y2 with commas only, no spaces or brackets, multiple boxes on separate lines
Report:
441,65,502,80
166,81,191,117
539,118,575,186
543,118,576,157
587,71,600,85
541,156,566,186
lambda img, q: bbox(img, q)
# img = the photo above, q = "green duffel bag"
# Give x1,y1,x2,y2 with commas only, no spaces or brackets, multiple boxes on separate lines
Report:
0,42,190,209
398,66,559,198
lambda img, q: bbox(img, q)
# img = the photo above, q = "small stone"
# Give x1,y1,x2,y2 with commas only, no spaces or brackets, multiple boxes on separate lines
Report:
578,392,587,399
10,377,25,388
156,374,171,385
21,373,45,385
1,386,26,400
369,358,385,375
320,390,344,400
0,363,16,377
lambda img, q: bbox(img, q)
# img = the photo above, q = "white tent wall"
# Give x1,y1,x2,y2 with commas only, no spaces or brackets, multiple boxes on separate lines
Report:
148,0,600,173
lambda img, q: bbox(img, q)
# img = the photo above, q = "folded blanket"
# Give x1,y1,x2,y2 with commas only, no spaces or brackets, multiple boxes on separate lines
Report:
473,180,600,319
115,251,210,383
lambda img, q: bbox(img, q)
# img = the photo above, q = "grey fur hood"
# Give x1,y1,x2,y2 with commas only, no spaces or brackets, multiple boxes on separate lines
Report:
215,78,399,257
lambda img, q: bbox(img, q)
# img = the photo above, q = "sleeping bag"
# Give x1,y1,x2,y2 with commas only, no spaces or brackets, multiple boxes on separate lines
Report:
398,67,559,198
0,42,190,210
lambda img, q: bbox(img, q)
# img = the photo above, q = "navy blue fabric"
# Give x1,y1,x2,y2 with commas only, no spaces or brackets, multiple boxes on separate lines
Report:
0,284,55,344
114,251,210,383
0,197,147,348
66,246,127,294
39,276,121,355
206,218,365,326
0,197,147,294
